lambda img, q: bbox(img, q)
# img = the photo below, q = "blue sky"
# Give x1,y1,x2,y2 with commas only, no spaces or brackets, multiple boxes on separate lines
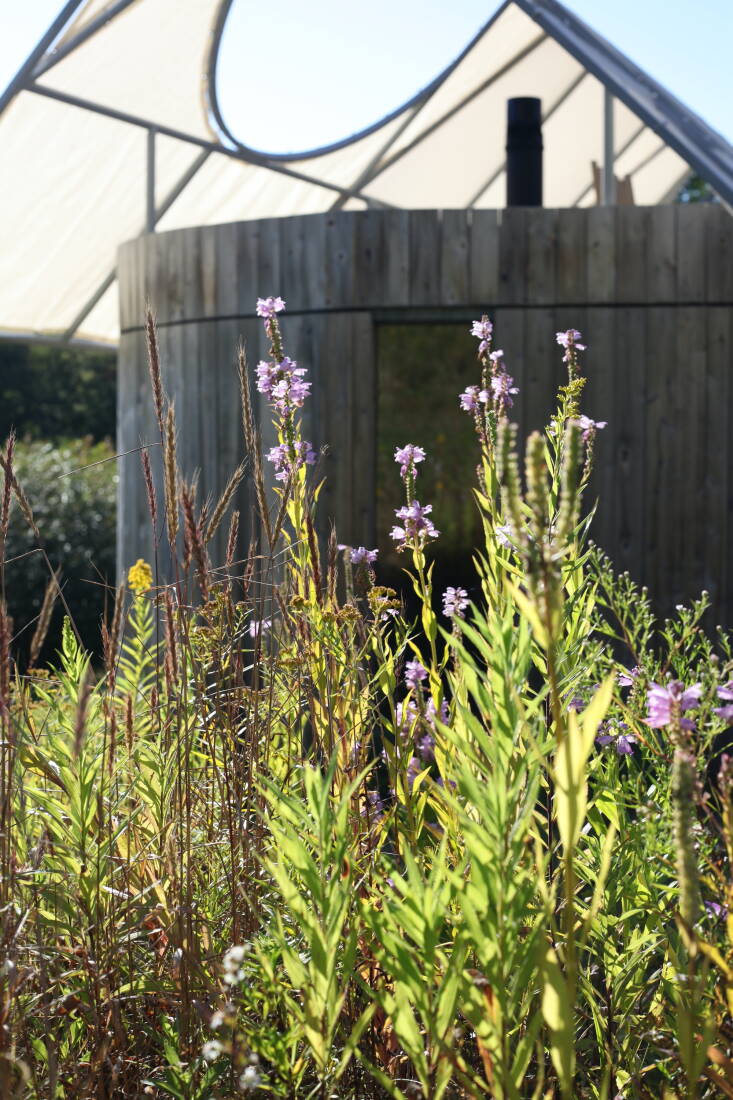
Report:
2,0,731,154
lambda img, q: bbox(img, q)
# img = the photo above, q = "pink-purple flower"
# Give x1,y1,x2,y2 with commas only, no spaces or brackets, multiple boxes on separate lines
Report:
556,328,586,362
645,680,702,730
347,546,378,565
442,586,469,619
394,443,426,481
714,681,733,722
266,441,317,481
618,666,640,688
256,296,286,319
390,501,439,550
596,721,636,755
576,414,607,441
471,318,493,355
404,659,428,691
459,385,481,413
490,370,519,411
256,357,311,413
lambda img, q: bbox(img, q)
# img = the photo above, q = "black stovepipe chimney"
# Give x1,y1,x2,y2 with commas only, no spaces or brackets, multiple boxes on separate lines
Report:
506,97,543,206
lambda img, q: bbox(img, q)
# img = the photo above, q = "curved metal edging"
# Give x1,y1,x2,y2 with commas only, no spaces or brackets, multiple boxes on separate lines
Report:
204,0,513,164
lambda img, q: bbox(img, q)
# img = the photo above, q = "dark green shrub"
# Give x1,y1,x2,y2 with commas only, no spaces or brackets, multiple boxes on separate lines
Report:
3,437,116,663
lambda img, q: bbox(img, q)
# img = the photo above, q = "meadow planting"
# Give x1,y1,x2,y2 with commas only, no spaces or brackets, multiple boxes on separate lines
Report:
2,298,733,1099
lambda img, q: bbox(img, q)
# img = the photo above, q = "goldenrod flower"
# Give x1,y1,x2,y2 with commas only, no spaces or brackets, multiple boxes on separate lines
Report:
128,559,153,595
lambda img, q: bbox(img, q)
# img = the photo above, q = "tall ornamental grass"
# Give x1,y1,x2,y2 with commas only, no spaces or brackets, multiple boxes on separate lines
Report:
2,297,733,1099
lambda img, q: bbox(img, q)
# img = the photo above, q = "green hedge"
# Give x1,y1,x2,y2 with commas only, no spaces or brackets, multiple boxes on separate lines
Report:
4,437,116,663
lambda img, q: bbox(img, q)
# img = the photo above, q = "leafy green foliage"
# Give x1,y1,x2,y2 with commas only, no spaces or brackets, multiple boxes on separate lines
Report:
4,437,116,662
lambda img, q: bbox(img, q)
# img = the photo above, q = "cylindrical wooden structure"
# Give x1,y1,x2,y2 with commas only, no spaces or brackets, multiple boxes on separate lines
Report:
118,206,733,619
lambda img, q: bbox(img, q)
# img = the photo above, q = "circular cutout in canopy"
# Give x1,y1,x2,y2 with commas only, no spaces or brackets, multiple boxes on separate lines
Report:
213,0,491,158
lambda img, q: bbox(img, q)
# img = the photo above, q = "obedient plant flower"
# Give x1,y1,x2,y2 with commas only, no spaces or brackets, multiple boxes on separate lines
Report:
416,732,435,762
442,586,468,619
404,659,428,690
266,441,317,481
425,697,449,728
618,665,640,688
459,385,481,413
390,500,439,550
341,545,378,565
714,680,733,722
495,523,512,548
394,443,426,481
490,370,519,412
471,316,493,355
596,721,637,755
576,414,607,442
256,296,285,319
645,680,702,731
556,328,586,359
256,357,311,413
396,698,419,739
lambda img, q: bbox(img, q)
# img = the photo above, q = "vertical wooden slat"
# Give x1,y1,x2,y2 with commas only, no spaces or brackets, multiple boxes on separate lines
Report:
498,208,527,306
677,204,708,303
614,307,646,584
586,207,615,304
469,209,500,307
440,210,470,305
408,210,442,305
555,209,587,306
646,206,676,303
526,207,557,307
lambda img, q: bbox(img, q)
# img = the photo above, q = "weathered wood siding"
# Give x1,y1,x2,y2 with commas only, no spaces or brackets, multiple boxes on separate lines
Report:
118,206,733,620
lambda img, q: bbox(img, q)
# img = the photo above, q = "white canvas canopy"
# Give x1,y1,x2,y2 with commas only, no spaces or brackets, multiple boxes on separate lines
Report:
2,0,732,346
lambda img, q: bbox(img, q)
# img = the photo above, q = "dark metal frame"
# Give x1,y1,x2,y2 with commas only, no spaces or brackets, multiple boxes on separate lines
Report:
1,0,730,345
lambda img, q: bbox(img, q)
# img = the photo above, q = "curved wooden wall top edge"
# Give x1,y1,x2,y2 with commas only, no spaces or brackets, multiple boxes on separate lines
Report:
117,206,733,330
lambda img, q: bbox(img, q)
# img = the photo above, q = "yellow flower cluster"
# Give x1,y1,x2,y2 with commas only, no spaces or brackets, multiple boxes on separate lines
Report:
128,558,153,595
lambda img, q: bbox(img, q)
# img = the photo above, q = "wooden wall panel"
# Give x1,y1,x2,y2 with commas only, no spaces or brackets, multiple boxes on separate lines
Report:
117,206,733,622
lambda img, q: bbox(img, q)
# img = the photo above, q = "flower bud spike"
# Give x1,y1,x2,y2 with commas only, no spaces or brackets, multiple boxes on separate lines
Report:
557,420,583,545
525,431,549,539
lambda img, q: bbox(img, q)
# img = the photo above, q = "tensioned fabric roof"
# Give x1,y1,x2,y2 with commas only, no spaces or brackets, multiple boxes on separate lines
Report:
2,0,732,346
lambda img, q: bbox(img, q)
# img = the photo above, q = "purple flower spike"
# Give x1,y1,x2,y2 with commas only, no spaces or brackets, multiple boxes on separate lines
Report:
266,441,317,481
348,546,378,565
394,443,426,481
442,586,469,619
645,680,702,729
715,704,733,723
391,500,439,550
490,371,519,410
256,296,285,319
404,659,428,691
